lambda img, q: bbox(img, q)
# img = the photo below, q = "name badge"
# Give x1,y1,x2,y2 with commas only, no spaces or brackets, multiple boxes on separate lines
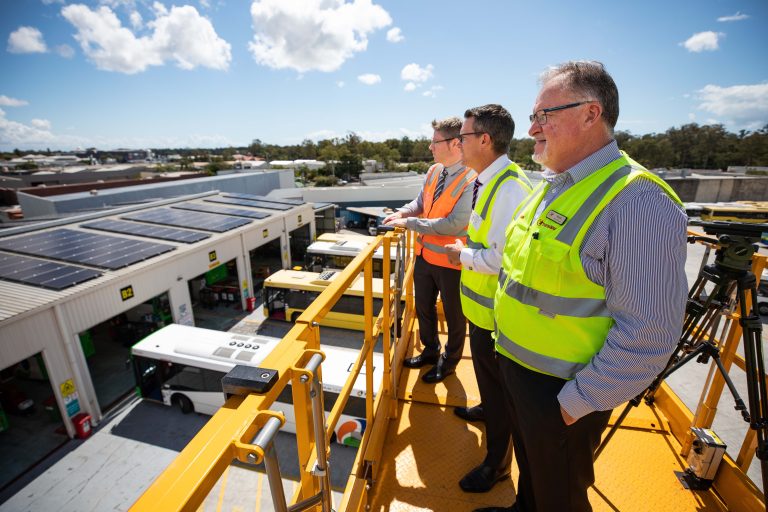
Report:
470,211,482,230
546,210,567,225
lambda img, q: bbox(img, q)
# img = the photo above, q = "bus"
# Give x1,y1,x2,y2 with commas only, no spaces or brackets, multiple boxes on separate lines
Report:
305,239,397,278
700,201,768,223
131,324,383,447
263,269,399,331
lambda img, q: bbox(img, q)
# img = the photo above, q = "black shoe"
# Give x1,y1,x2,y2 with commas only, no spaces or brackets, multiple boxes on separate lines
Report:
454,405,485,422
421,354,456,383
403,351,439,369
459,463,510,493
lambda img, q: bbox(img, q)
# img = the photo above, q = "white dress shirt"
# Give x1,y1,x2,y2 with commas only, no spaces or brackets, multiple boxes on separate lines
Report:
459,154,530,275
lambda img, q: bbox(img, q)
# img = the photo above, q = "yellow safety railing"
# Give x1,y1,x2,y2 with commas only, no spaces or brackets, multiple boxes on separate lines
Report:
130,229,414,512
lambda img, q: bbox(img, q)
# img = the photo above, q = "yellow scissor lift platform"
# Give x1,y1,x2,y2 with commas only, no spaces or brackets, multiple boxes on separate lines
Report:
131,230,765,512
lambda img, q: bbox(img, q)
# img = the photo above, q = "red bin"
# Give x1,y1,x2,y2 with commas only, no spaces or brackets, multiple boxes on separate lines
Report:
246,297,256,312
72,412,92,439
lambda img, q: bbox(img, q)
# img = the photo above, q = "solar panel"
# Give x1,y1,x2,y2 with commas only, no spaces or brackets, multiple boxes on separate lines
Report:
223,193,305,205
81,219,210,244
123,207,251,233
172,202,271,220
0,251,102,290
205,196,292,211
0,229,175,270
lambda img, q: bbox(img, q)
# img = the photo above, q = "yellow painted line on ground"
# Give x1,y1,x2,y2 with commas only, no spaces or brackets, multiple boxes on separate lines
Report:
216,465,231,512
254,472,264,512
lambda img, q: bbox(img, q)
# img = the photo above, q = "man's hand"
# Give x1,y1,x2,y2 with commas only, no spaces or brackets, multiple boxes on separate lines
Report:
444,239,465,267
560,405,576,426
383,211,403,225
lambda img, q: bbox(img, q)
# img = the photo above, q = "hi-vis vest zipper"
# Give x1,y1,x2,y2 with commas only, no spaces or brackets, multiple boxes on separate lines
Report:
494,153,682,380
460,163,532,330
415,163,476,269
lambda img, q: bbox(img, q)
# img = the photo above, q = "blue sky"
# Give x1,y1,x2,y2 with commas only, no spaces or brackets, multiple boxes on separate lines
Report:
1,0,767,151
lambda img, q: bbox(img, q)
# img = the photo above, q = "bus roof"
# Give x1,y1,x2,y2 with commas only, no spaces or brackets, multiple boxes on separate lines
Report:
317,232,375,243
264,269,387,297
131,324,383,397
306,240,396,259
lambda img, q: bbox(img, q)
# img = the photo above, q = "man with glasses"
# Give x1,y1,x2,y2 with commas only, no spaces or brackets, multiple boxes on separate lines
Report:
384,117,476,383
443,104,531,494
479,61,687,512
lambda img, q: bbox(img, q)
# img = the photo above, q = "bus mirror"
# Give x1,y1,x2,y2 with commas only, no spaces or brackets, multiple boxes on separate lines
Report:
222,365,279,400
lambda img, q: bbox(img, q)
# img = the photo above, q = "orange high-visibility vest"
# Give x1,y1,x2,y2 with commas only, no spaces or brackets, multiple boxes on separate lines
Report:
415,163,476,269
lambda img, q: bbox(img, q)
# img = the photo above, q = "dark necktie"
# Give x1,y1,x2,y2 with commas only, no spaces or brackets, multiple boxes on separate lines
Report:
471,179,482,210
433,168,448,202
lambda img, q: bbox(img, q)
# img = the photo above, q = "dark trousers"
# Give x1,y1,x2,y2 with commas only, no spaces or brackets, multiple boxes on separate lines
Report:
498,356,612,512
414,255,466,362
469,321,512,469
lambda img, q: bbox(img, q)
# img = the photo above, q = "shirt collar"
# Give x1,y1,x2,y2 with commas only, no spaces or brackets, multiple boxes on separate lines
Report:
476,154,511,185
444,160,465,175
541,140,620,186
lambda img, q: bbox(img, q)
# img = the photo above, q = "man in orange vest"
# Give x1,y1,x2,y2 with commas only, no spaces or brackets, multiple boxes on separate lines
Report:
384,117,476,383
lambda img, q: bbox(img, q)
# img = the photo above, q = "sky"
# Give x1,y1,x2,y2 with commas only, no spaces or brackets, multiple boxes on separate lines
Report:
1,0,767,152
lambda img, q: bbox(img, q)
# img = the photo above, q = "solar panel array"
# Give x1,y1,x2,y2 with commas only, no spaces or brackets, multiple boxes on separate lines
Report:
172,202,271,220
205,196,292,211
123,208,251,232
82,219,210,244
0,229,174,270
223,193,305,205
0,252,102,290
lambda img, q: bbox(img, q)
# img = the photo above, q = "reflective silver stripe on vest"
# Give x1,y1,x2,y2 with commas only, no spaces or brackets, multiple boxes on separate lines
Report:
425,166,439,186
419,237,465,254
461,282,493,308
450,169,471,198
478,169,519,219
496,329,586,380
555,165,632,246
500,272,610,318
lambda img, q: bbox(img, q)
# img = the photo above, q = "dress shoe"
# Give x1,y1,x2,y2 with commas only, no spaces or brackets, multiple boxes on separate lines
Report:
421,355,456,383
454,404,485,422
459,463,510,493
403,351,439,369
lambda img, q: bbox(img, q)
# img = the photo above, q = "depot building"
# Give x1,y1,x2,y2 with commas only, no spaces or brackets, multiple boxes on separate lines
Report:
0,190,334,487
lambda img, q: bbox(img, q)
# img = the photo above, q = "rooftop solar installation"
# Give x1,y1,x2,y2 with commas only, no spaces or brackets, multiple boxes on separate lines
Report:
172,202,271,220
0,229,174,270
205,196,292,211
81,219,210,244
123,207,251,233
0,252,103,290
223,193,305,205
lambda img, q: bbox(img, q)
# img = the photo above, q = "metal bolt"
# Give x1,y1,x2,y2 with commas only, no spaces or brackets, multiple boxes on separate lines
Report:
247,452,257,463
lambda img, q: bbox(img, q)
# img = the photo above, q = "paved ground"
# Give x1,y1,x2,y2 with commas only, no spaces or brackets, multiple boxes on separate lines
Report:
1,239,766,511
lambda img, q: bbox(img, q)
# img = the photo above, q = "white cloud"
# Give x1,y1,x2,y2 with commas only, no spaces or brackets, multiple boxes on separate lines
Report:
688,113,697,121
61,4,231,74
386,27,403,43
31,118,52,130
358,73,381,85
404,82,416,92
422,85,443,98
55,44,75,58
248,0,392,73
129,10,143,29
336,81,345,88
682,31,724,52
400,63,433,83
7,26,48,54
696,83,768,129
200,0,210,8
305,129,339,140
0,95,29,107
41,0,64,4
717,12,749,22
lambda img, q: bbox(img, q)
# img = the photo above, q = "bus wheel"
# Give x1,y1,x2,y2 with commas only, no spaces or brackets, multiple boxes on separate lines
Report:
172,394,194,414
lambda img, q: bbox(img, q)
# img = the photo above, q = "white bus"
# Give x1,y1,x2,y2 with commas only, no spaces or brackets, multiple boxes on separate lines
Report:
305,238,396,278
131,324,382,446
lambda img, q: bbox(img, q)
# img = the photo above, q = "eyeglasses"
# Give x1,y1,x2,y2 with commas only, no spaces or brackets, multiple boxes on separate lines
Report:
528,101,594,125
458,131,485,143
430,137,456,145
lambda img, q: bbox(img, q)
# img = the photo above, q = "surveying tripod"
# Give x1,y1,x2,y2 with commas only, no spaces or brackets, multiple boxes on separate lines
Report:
594,221,768,501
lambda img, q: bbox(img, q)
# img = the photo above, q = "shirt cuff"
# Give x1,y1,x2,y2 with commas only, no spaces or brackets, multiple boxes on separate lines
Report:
557,380,596,421
459,248,474,269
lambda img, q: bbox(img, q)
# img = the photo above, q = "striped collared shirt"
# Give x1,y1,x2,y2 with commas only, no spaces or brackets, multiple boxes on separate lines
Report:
533,141,688,420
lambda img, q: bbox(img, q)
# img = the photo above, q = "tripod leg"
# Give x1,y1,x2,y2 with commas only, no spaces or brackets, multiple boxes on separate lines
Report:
594,397,639,461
